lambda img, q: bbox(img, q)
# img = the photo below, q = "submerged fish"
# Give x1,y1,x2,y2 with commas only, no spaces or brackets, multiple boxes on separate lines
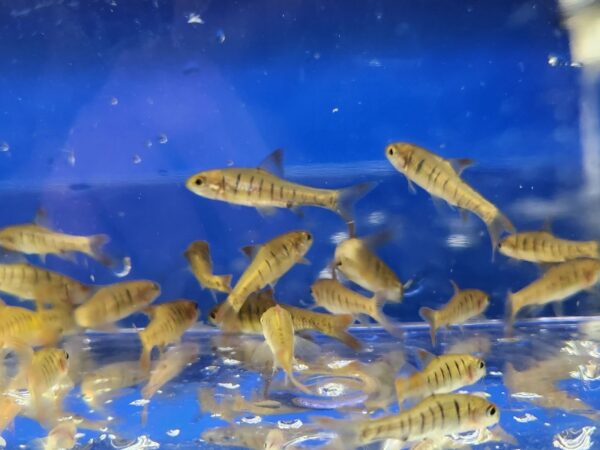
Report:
310,278,402,337
39,421,77,450
0,263,91,309
333,236,405,302
184,240,232,294
209,289,361,350
318,393,499,447
507,258,600,322
499,230,600,263
138,299,199,370
0,221,110,266
186,149,374,235
260,305,311,394
0,305,61,346
419,281,489,345
74,280,160,329
215,230,313,324
395,353,486,408
27,347,70,417
385,142,514,251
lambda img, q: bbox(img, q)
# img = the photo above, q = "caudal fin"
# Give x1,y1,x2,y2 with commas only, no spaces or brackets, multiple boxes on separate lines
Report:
329,314,362,351
87,234,113,266
419,307,439,346
394,376,410,409
373,294,404,338
336,182,378,237
216,274,233,293
486,211,515,260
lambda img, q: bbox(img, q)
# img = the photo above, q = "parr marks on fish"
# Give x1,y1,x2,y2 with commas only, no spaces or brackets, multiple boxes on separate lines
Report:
499,231,600,263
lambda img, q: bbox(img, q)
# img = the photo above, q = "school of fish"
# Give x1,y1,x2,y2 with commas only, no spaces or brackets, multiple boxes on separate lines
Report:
0,143,598,449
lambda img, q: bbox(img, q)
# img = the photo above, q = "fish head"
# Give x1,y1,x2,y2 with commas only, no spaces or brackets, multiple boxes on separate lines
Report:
466,356,487,382
333,237,362,268
66,283,93,305
208,304,221,325
138,281,162,302
474,399,500,428
288,230,313,256
59,349,70,373
385,142,418,172
186,170,225,199
496,234,517,257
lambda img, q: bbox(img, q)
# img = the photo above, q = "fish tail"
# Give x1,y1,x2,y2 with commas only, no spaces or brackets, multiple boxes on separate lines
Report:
486,210,515,260
329,314,362,351
373,293,404,338
335,181,378,237
394,376,410,409
216,274,233,292
87,234,113,266
418,307,438,346
287,371,312,394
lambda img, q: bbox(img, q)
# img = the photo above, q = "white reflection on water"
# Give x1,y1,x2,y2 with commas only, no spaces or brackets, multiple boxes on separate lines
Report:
514,412,538,423
553,426,596,450
446,233,472,248
277,418,303,429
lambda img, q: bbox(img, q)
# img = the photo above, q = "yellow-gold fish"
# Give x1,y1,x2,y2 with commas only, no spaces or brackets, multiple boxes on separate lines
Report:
395,353,486,408
385,142,514,251
499,231,600,263
260,305,311,394
507,258,600,323
39,306,80,339
0,222,110,265
214,230,313,324
74,280,160,329
138,299,199,370
184,240,232,294
419,281,489,345
0,395,22,434
209,289,361,350
0,305,61,346
334,237,405,302
0,263,91,309
186,149,374,235
81,360,149,410
40,421,77,450
319,393,499,446
310,278,402,337
27,347,70,414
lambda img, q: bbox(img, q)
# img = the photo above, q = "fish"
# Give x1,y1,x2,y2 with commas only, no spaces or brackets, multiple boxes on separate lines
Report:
395,353,486,408
507,258,600,323
201,425,290,450
333,237,405,302
419,281,489,346
38,421,77,450
186,149,374,235
74,280,161,329
0,220,110,266
184,240,232,294
214,230,313,324
385,142,514,252
0,395,22,435
38,306,80,339
310,278,403,337
260,305,311,394
0,305,61,347
138,299,199,370
0,263,91,309
27,347,70,419
499,230,600,263
317,393,499,447
209,289,361,350
81,360,150,411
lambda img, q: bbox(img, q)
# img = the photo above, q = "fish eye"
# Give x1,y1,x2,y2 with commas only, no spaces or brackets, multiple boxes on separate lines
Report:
497,242,502,248
195,177,203,186
387,147,395,156
487,405,497,416
64,352,69,360
209,311,216,319
306,233,312,241
479,360,485,369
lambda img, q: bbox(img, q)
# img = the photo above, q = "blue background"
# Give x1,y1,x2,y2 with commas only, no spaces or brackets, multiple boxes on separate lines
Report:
0,0,596,324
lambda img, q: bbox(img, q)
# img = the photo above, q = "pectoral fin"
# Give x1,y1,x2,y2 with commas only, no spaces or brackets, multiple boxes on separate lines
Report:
448,158,475,175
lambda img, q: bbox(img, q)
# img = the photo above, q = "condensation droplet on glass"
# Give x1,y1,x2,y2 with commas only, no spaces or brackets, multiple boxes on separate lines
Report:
216,29,226,44
63,149,76,166
187,13,204,24
89,274,95,282
166,429,180,437
226,160,234,167
158,134,168,144
133,154,142,164
110,97,118,106
145,139,153,148
0,142,9,152
332,107,339,113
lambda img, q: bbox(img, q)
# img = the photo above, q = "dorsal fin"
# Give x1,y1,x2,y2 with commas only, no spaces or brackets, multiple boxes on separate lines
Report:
241,244,261,260
542,218,554,233
448,158,475,175
257,149,284,177
416,348,436,367
450,279,460,295
34,208,52,228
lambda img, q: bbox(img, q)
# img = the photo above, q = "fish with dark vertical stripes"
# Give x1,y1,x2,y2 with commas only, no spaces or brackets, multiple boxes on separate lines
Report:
184,241,232,294
385,142,514,253
186,149,375,235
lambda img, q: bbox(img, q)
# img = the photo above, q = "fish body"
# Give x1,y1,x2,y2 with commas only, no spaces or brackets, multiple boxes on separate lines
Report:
0,223,109,265
138,299,199,370
184,240,232,293
42,421,77,450
216,230,312,323
311,278,402,337
38,307,80,339
395,354,486,407
419,282,489,345
507,258,600,321
28,348,70,413
185,149,373,234
74,280,160,328
385,142,514,250
260,305,310,394
499,231,600,263
324,393,499,446
334,237,404,302
0,305,60,346
209,290,360,350
0,263,91,308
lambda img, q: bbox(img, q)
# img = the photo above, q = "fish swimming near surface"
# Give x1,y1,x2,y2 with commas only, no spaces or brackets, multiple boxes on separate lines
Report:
184,240,232,294
419,281,489,345
186,149,375,235
385,142,514,253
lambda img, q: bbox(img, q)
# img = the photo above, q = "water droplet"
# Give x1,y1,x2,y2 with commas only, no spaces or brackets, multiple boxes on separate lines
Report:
511,391,542,399
217,382,239,390
187,13,204,24
489,370,503,376
110,97,118,106
278,419,303,429
331,107,339,113
166,429,180,437
145,139,153,148
158,134,168,144
216,29,226,44
133,154,142,164
222,358,241,366
553,426,596,450
0,142,9,152
202,365,219,375
514,413,537,423
129,398,150,406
